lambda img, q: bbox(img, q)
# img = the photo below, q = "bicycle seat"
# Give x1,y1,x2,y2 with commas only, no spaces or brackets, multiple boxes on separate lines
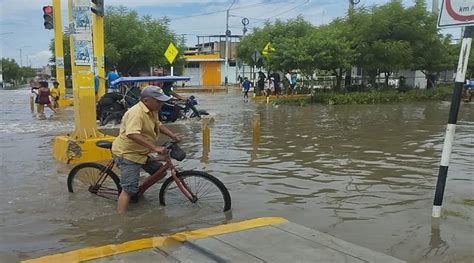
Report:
96,140,113,149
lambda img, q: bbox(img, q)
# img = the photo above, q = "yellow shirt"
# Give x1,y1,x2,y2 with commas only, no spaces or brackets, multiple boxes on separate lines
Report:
111,101,160,164
50,87,60,98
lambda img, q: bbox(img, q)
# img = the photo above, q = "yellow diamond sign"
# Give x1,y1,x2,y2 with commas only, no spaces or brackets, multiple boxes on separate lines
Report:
165,42,179,64
262,42,275,56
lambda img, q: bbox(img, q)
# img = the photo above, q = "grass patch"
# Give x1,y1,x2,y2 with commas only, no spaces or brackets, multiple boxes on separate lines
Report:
462,199,474,206
442,209,470,220
273,85,454,105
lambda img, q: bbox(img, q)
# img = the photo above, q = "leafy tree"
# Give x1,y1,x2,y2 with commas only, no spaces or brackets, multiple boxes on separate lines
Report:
306,20,355,91
237,17,313,71
408,1,456,89
20,66,36,79
1,58,22,83
1,58,36,84
104,6,184,75
346,2,416,86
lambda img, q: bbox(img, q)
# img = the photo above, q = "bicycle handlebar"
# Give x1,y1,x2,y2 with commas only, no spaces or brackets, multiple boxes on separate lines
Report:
161,141,186,161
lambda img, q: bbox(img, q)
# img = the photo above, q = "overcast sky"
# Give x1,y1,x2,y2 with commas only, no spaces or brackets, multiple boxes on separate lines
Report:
0,0,455,68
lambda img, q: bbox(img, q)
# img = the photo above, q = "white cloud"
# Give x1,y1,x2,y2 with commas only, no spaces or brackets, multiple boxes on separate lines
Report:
28,50,52,68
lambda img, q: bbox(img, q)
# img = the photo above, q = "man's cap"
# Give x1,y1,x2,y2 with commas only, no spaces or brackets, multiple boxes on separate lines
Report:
141,86,171,102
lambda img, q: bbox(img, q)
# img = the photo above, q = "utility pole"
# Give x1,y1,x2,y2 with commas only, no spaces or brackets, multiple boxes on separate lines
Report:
225,9,230,86
19,46,29,67
53,0,66,101
242,17,249,80
432,0,439,14
224,0,237,86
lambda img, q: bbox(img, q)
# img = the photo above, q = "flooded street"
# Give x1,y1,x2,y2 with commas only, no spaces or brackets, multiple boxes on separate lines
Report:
0,87,473,262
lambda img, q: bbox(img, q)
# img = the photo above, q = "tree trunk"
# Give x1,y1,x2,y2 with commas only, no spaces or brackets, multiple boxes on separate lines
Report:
368,69,377,86
426,73,436,89
334,69,343,92
384,72,390,88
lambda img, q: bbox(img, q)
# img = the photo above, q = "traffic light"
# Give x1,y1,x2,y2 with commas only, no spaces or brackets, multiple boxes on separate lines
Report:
91,0,104,17
43,6,54,30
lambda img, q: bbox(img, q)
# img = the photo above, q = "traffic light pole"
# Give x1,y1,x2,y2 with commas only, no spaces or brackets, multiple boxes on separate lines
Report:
52,0,67,103
92,9,105,97
53,0,113,164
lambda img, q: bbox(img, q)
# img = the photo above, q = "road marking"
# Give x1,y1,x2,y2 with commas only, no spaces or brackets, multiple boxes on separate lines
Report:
22,217,287,263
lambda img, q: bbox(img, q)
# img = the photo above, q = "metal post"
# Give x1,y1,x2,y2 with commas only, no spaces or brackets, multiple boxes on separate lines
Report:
252,114,260,146
224,9,229,86
202,118,210,151
92,8,105,97
432,27,473,218
53,0,66,101
19,48,23,67
432,0,439,14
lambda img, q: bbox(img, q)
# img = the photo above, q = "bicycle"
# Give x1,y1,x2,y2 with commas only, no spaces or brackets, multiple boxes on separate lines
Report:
67,141,231,212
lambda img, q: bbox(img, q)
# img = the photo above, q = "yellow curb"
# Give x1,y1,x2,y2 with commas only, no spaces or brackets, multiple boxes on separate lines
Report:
22,217,287,263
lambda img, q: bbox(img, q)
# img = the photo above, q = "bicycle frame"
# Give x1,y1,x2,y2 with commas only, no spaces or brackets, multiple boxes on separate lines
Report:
135,156,197,202
90,160,118,197
92,153,197,202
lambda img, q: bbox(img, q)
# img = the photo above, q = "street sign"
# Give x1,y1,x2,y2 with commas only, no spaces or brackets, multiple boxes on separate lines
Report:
262,42,275,56
251,50,261,63
438,0,474,28
164,42,178,64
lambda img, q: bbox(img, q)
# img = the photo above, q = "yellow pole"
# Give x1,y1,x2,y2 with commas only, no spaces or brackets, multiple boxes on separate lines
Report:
53,0,113,164
202,118,210,151
68,0,97,139
52,0,66,102
30,97,34,113
92,11,106,97
252,114,261,146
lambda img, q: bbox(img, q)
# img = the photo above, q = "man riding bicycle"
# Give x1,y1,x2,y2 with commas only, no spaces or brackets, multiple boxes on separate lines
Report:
111,86,182,213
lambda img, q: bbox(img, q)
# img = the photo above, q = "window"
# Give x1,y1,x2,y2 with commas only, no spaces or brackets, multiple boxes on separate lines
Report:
185,62,199,68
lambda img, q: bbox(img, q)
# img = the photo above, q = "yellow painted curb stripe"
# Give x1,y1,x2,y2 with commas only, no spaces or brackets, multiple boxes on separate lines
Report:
22,217,287,263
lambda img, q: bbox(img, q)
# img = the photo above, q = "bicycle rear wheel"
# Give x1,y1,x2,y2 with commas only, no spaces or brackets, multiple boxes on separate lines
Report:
67,163,121,200
159,171,231,212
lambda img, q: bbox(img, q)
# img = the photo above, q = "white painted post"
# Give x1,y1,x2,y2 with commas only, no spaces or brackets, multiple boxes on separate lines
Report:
432,27,472,218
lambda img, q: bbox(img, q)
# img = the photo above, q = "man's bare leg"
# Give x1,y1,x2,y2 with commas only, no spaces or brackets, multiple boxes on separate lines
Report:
117,191,131,214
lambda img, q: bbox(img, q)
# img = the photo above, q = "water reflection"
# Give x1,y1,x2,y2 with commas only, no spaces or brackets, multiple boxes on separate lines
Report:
423,220,448,258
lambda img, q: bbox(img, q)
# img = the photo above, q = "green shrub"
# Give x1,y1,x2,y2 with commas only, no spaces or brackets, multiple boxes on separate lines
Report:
273,85,454,105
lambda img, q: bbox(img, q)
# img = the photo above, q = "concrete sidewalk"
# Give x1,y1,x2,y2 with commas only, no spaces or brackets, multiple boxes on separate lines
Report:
24,217,405,263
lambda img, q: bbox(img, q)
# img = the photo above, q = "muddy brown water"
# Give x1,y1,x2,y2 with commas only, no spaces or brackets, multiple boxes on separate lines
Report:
0,87,473,262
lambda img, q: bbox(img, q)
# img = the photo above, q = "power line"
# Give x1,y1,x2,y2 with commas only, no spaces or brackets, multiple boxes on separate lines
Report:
169,0,300,21
263,0,309,20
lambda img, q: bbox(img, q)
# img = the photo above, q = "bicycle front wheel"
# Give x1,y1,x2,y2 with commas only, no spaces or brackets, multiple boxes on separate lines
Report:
67,162,121,200
159,171,231,212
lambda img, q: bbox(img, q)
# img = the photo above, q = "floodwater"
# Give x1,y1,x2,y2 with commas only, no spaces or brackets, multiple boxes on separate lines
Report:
0,87,473,262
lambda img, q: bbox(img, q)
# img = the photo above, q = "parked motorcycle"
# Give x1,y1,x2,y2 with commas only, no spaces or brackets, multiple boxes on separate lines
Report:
96,92,208,126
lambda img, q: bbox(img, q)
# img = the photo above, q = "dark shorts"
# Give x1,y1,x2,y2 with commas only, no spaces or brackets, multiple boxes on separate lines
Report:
112,155,162,194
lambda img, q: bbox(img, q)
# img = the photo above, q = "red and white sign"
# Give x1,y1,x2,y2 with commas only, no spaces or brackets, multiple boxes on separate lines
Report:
438,0,474,27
